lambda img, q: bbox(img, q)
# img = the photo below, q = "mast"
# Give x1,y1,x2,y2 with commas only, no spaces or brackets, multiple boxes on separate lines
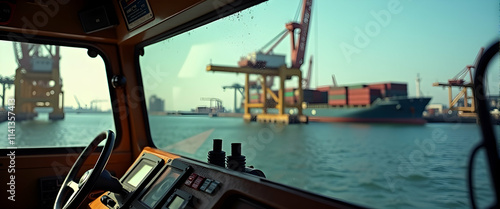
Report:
416,73,421,98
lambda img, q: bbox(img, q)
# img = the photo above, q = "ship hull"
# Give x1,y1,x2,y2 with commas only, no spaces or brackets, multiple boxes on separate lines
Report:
303,97,431,124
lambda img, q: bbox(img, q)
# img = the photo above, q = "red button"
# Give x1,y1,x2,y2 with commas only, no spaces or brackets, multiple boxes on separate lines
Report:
191,175,205,190
184,173,198,186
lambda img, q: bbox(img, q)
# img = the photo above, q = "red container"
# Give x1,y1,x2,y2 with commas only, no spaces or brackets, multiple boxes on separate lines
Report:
329,99,347,106
348,88,382,96
348,95,373,100
285,97,296,104
329,88,347,95
250,99,260,103
368,83,387,89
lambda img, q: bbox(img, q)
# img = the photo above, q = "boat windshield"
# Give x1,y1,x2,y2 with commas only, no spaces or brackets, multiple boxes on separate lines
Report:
139,1,499,208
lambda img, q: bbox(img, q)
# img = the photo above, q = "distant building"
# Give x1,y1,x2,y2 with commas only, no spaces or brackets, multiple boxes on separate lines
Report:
149,95,165,112
425,104,447,116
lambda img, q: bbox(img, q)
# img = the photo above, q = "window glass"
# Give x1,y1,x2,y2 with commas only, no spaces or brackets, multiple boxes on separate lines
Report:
0,40,114,148
140,1,499,208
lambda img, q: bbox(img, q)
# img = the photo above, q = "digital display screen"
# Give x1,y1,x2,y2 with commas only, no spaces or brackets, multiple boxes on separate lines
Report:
127,164,153,187
167,196,185,209
141,167,182,208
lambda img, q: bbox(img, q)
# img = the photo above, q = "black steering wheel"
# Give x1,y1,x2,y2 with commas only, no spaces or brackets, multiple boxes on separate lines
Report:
54,130,116,209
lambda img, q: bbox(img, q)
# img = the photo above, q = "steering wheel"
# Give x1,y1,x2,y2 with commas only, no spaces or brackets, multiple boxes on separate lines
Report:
54,130,116,209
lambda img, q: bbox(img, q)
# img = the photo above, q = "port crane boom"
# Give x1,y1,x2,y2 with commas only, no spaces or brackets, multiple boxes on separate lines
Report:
207,0,313,124
433,47,484,117
287,0,312,69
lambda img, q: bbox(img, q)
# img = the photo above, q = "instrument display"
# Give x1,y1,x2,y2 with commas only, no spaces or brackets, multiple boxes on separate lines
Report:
131,160,191,209
162,189,192,209
127,164,153,187
121,153,164,192
140,166,182,207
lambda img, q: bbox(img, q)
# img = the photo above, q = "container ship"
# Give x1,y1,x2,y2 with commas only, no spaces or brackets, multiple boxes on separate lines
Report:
250,82,431,124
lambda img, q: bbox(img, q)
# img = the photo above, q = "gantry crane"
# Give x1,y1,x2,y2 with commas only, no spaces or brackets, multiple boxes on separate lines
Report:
200,97,223,111
90,99,107,111
433,47,484,117
208,0,312,124
223,84,245,113
13,42,64,120
223,83,262,113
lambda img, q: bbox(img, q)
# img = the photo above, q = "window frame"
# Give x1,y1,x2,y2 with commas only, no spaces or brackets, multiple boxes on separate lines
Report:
0,32,122,155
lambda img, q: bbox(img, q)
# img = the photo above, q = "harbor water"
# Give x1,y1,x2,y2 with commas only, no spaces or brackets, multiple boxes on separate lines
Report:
1,113,498,208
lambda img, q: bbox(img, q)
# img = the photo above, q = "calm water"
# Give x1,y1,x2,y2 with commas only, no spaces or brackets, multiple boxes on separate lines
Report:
1,114,497,208
150,115,498,209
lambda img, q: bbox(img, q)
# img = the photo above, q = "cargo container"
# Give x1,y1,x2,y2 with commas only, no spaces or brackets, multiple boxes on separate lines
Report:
328,87,348,95
299,82,430,124
245,52,286,68
328,99,347,106
347,84,367,89
255,81,430,124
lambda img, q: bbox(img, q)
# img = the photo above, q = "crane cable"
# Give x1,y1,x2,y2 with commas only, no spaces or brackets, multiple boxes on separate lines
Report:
258,29,287,53
293,0,302,22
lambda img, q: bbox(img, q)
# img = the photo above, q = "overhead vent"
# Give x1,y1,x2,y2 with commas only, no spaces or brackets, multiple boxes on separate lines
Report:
79,3,118,33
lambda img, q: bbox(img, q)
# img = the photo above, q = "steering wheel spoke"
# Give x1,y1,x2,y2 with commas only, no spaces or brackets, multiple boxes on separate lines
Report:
67,180,80,193
65,181,79,207
54,130,115,209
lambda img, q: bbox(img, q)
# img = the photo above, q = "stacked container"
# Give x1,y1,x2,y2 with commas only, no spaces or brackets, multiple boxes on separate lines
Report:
328,87,348,106
284,88,296,104
385,83,407,97
348,88,382,105
347,84,367,89
285,88,327,104
250,93,262,103
368,82,407,97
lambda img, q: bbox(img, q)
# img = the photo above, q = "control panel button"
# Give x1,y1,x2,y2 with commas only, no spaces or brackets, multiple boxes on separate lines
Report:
199,179,212,191
106,198,116,207
100,195,109,204
205,180,220,194
191,175,205,190
184,173,198,187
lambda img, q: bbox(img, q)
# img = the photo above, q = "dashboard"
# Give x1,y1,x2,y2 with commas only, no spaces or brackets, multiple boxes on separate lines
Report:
89,147,364,209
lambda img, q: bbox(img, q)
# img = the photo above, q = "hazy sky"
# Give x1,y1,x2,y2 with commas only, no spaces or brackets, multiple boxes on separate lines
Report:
0,0,498,111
